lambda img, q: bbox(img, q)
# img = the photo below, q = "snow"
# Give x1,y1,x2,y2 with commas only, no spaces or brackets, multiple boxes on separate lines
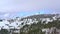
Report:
0,15,59,30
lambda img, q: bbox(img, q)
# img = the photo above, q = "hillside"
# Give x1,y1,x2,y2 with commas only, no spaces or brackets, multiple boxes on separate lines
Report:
20,14,60,34
0,14,60,34
21,14,59,21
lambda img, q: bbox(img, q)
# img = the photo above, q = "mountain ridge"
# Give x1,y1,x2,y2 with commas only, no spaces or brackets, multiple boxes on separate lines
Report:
20,14,59,21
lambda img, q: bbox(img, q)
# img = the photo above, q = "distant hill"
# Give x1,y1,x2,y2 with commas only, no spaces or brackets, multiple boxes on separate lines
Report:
21,14,59,21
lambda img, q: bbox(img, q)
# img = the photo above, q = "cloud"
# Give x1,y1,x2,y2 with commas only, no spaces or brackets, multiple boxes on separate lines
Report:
0,0,39,13
4,13,9,17
0,0,60,18
0,0,59,13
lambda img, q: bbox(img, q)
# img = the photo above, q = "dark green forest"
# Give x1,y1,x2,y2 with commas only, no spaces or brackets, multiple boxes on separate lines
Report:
20,20,60,34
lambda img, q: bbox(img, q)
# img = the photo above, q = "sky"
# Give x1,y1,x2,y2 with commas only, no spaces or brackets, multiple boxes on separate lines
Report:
0,0,60,18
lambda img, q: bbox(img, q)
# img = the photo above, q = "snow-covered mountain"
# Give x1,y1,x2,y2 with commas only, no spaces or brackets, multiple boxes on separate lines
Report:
0,14,60,30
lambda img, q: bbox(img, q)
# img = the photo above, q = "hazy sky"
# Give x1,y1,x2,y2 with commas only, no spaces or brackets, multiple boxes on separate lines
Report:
0,0,60,18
